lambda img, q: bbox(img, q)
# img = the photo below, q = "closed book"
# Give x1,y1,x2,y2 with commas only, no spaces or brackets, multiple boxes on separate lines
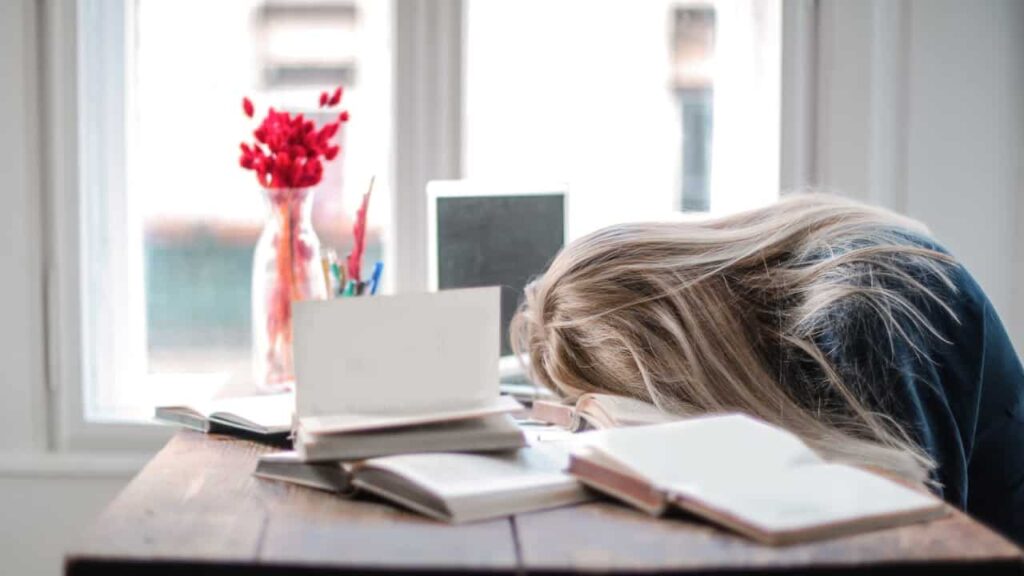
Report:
569,414,947,546
254,451,353,493
295,413,526,462
299,395,523,437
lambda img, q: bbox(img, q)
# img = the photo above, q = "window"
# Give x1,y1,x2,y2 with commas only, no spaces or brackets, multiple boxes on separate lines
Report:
464,0,780,238
674,7,715,211
71,0,782,429
78,0,392,421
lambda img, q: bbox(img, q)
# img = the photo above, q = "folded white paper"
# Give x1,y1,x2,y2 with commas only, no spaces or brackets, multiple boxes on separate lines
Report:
292,287,501,417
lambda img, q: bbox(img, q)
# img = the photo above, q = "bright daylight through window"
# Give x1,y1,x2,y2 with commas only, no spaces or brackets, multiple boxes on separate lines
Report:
77,0,779,422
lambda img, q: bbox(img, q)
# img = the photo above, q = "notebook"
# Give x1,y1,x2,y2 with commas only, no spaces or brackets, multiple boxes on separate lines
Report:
569,414,947,545
531,393,679,432
292,287,501,418
290,287,528,459
154,393,293,438
255,443,590,523
300,395,525,436
295,413,526,462
351,443,592,523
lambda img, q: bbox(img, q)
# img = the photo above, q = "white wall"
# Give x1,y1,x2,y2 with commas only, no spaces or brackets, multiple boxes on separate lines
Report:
1,2,139,575
0,0,48,453
815,0,1024,351
904,0,1024,348
0,475,126,575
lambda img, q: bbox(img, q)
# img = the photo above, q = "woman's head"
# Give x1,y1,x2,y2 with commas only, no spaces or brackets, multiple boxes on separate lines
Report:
511,194,956,482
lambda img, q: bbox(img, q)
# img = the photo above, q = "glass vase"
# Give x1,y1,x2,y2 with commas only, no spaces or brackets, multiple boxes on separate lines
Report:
252,187,327,393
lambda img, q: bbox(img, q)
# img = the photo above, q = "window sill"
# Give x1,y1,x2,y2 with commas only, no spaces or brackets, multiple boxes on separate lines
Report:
0,449,151,478
61,418,175,453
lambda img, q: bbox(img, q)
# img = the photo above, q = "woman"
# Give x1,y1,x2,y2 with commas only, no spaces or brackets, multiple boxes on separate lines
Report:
511,194,1024,544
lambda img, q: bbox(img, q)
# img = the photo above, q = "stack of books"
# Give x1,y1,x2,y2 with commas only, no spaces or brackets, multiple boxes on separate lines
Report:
292,396,526,462
157,287,948,544
254,440,588,524
279,287,592,521
159,287,591,523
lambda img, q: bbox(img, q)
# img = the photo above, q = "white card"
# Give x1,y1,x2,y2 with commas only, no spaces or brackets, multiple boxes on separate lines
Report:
293,287,500,417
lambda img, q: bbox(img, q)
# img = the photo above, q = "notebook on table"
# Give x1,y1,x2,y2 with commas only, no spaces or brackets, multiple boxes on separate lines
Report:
569,414,947,546
291,287,526,461
154,393,293,439
295,409,526,462
255,442,592,523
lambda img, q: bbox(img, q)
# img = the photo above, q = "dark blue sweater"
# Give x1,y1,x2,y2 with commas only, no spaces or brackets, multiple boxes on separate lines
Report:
818,234,1024,545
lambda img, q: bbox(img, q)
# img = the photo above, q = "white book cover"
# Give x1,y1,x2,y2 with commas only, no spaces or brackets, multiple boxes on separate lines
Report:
292,287,501,420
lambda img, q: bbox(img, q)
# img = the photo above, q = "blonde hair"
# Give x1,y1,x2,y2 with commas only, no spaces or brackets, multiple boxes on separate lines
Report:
511,194,959,483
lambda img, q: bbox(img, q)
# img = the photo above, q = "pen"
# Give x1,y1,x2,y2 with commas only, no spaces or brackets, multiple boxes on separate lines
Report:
368,261,383,295
333,263,346,296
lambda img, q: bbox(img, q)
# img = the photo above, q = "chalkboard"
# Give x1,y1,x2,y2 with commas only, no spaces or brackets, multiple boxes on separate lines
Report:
436,194,565,356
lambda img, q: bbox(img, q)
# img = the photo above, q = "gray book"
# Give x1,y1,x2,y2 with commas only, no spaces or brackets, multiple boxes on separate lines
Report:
254,451,353,493
295,413,526,462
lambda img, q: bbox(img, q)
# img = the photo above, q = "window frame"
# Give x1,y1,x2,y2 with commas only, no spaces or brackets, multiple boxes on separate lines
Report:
46,0,466,450
46,0,173,450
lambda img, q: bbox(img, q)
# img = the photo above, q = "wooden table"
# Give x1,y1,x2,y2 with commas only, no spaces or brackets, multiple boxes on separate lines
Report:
66,430,1023,575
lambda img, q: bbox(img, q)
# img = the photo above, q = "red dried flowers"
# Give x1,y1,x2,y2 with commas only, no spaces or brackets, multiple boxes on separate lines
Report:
238,87,350,189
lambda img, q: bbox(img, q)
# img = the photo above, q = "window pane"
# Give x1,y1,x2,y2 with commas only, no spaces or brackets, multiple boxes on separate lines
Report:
464,0,780,237
83,0,392,417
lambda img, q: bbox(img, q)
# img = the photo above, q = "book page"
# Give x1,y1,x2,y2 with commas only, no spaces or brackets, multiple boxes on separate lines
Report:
670,463,941,534
292,287,500,418
580,414,822,488
357,443,581,502
196,393,294,431
579,394,680,428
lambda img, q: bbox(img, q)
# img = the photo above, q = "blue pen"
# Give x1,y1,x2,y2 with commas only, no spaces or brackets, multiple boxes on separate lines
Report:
368,261,384,295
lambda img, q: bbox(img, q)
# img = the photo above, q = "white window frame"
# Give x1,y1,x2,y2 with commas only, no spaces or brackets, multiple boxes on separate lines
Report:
44,0,168,451
43,0,466,451
42,0,816,452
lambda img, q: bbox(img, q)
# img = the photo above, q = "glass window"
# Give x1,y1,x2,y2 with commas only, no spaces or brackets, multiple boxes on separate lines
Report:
77,0,780,422
80,0,392,418
464,0,780,238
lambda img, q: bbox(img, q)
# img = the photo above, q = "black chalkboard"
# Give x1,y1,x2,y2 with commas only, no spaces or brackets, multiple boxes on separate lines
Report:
436,194,565,356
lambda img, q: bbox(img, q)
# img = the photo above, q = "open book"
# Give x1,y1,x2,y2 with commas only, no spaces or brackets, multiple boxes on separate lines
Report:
531,393,679,432
291,288,526,460
154,393,293,438
255,443,592,523
569,414,947,545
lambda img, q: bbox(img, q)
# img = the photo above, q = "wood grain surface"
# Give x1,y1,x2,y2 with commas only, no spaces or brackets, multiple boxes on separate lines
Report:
65,431,1023,575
